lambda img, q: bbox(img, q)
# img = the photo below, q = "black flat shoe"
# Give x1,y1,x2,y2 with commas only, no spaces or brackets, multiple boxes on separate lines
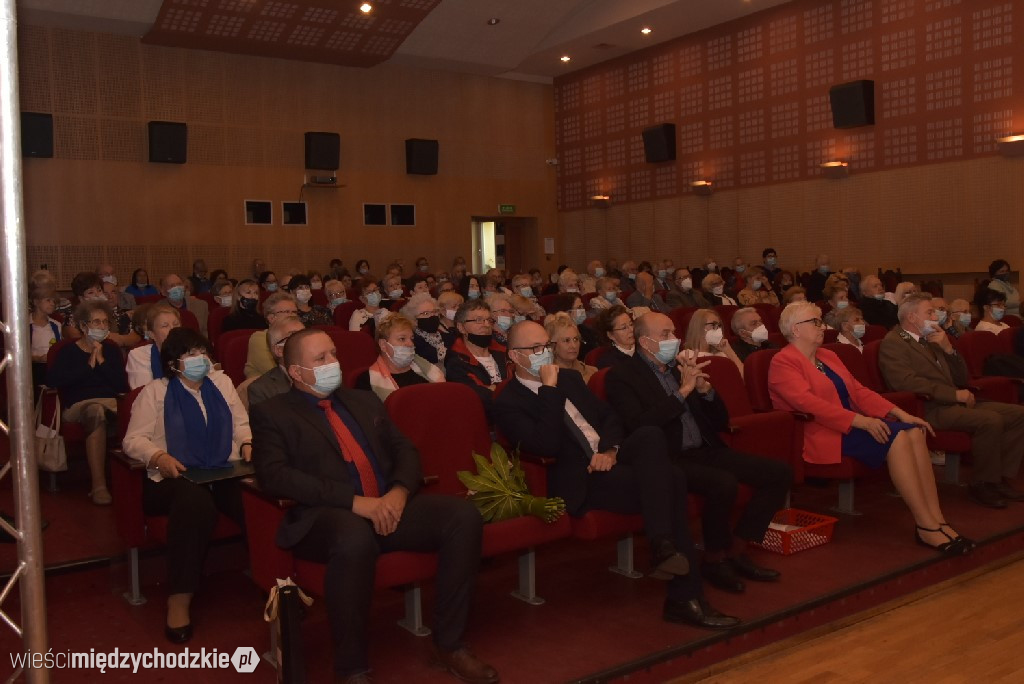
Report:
649,539,690,580
701,560,745,594
939,523,976,552
663,597,741,630
164,623,193,644
915,526,967,556
730,554,780,582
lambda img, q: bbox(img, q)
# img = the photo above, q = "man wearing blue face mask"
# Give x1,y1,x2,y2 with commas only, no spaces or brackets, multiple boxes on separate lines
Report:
606,313,791,596
159,273,203,333
858,275,899,329
251,328,498,684
987,259,1020,317
761,248,780,283
588,277,626,318
495,320,740,630
806,254,832,302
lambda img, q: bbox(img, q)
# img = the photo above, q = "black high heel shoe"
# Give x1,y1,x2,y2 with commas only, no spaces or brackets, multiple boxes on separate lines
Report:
938,522,976,552
915,526,968,556
164,623,193,644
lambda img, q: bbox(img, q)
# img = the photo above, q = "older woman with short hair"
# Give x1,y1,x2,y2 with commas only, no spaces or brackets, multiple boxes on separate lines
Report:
683,308,744,376
701,272,737,306
486,292,517,348
444,299,507,419
544,312,597,383
211,278,234,309
400,292,456,367
357,314,444,401
769,302,971,555
592,304,635,369
782,286,808,306
987,259,1019,317
127,303,182,389
437,291,464,333
736,267,780,306
833,305,867,352
286,274,333,327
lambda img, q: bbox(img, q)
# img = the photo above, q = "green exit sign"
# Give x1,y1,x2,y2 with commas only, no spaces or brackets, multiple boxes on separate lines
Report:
498,204,516,215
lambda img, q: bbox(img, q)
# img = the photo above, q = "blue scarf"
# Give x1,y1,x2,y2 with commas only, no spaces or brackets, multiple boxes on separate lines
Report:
163,376,233,469
150,342,163,380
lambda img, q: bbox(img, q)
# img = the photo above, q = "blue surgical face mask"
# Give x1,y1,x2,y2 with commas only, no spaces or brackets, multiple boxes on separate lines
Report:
645,336,680,365
514,314,527,324
658,269,668,279
330,296,347,308
735,265,746,274
604,291,617,302
519,286,533,298
299,361,342,395
468,288,480,300
388,289,404,299
167,285,185,302
992,306,1006,321
836,299,849,309
495,315,513,331
818,265,830,275
365,292,382,307
920,319,940,336
572,308,587,325
594,267,606,278
265,283,278,292
519,348,552,376
181,354,211,382
87,327,109,343
935,310,948,325
765,257,777,267
958,312,972,325
751,279,762,291
852,323,866,339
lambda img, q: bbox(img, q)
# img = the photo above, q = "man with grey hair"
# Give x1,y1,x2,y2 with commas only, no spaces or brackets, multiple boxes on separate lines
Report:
879,293,1024,508
859,275,899,329
247,314,305,408
625,271,669,312
730,307,777,362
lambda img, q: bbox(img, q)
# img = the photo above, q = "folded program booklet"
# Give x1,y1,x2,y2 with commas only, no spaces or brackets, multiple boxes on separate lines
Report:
182,461,255,485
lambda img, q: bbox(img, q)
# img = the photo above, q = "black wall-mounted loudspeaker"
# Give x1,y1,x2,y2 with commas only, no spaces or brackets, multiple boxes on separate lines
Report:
304,132,340,170
148,121,187,163
21,112,53,158
829,80,875,129
642,123,676,163
405,138,439,175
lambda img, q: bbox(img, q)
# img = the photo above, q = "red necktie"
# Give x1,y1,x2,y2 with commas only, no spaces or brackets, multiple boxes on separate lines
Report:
318,399,380,498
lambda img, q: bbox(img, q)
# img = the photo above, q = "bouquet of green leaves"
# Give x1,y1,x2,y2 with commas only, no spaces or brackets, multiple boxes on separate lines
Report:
457,443,566,523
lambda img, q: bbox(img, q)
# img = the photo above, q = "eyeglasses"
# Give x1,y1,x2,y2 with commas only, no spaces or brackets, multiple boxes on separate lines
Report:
464,317,494,326
270,309,298,317
611,323,633,333
87,318,110,327
511,343,553,355
416,309,441,318
557,336,581,344
795,318,825,328
491,308,514,317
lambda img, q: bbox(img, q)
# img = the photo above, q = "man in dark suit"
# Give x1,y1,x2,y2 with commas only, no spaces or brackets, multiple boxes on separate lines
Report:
494,321,739,630
879,293,1024,509
246,315,304,408
665,267,710,309
605,313,791,594
859,275,899,329
251,329,497,684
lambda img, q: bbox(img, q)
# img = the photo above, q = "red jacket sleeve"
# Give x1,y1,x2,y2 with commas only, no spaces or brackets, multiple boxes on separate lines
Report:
768,346,857,435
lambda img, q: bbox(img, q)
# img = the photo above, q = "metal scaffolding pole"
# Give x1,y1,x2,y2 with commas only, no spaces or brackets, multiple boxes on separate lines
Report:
0,0,50,680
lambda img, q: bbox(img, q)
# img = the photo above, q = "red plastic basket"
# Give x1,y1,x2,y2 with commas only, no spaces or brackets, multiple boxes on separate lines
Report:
756,508,837,555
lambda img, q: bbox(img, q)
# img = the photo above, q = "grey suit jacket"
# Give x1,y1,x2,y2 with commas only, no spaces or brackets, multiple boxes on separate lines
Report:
247,366,292,408
877,328,969,414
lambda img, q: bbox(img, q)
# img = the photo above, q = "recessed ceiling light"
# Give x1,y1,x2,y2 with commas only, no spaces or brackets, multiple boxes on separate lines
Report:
359,2,372,13
560,55,571,62
487,18,500,26
641,27,652,35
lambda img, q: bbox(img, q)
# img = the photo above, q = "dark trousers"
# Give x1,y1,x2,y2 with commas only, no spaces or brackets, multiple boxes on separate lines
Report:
290,493,482,677
142,477,245,595
929,400,1024,483
676,446,792,552
582,425,702,602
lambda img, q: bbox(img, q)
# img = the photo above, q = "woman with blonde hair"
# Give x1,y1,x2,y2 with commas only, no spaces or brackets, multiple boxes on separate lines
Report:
543,312,598,383
356,314,444,401
683,308,744,377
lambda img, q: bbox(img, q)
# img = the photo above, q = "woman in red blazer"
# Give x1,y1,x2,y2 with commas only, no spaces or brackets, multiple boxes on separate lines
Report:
768,302,972,556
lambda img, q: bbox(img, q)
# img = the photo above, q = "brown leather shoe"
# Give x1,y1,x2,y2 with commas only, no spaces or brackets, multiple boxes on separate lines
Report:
431,645,499,684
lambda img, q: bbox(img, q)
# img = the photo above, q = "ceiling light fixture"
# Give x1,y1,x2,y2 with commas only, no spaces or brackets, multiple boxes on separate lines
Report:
359,3,372,13
691,180,713,196
560,55,571,62
641,27,652,35
997,134,1024,157
820,160,849,178
486,18,500,26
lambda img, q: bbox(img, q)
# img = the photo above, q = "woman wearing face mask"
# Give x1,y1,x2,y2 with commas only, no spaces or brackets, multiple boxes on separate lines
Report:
772,270,796,299
357,315,445,401
445,299,508,421
486,293,517,349
544,312,597,383
126,268,159,297
546,293,598,360
974,289,1010,333
684,308,744,377
286,275,333,327
127,303,182,389
64,271,138,347
769,302,971,556
46,300,129,505
220,279,266,333
349,281,389,336
834,306,868,352
354,259,371,283
782,286,808,306
211,278,234,309
593,304,636,369
401,293,456,368
379,274,407,310
258,271,279,296
30,282,61,389
457,275,484,303
588,277,626,317
123,327,251,644
986,259,1019,318
736,267,780,307
701,273,737,307
437,291,464,334
323,278,348,313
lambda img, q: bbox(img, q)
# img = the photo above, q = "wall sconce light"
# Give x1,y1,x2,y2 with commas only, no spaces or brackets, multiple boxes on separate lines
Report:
590,194,611,207
691,180,713,196
820,160,849,179
997,134,1024,157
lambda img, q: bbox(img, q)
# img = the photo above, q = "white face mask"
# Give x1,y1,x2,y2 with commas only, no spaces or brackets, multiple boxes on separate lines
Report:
445,308,458,321
679,278,692,291
216,294,232,308
295,289,312,304
705,327,724,346
712,285,724,296
751,279,762,291
750,324,769,343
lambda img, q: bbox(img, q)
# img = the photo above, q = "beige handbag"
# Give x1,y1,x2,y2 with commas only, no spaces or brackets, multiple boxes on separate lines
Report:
34,391,67,472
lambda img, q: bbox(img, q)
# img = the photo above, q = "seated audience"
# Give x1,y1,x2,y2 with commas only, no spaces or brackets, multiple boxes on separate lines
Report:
494,321,739,629
944,298,973,339
127,303,181,389
894,282,919,305
349,280,389,336
187,259,212,295
761,248,780,283
557,268,581,296
782,286,808,306
158,273,205,334
987,259,1019,317
258,270,279,293
380,273,406,309
736,267,780,307
444,299,508,419
211,278,234,309
486,293,516,348
701,273,737,306
879,293,1024,509
592,305,636,369
607,312,791,592
544,311,598,384
771,270,795,299
287,275,333,327
245,292,298,379
823,284,850,328
64,271,137,348
581,260,604,294
324,278,349,313
833,305,867,352
666,268,710,309
438,291,464,334
357,315,445,401
97,263,136,311
589,277,626,317
656,259,675,291
509,273,537,302
683,309,744,377
806,254,832,302
122,327,251,643
250,258,266,280
510,293,546,324
30,282,61,387
625,272,669,312
457,275,483,302
46,300,128,504
401,293,456,368
859,275,899,329
126,268,159,297
250,328,498,684
354,259,371,282
247,315,305,408
730,307,776,361
974,288,1010,334
220,279,266,333
308,271,324,292
769,301,973,555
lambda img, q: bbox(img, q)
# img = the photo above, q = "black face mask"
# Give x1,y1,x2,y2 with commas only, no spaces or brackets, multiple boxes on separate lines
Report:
418,316,440,334
466,332,492,348
239,296,257,311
